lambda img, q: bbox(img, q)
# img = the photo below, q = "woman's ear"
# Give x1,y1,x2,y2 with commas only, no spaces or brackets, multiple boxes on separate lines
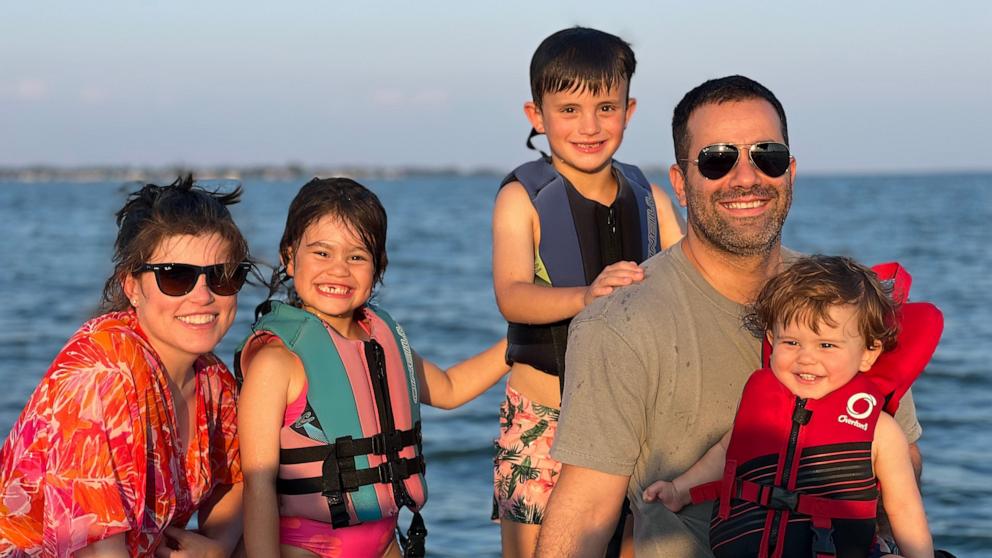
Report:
123,272,139,307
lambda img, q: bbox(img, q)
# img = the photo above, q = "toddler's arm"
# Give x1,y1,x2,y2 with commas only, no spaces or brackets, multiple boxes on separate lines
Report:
643,431,730,512
417,339,509,409
492,183,643,325
873,413,933,558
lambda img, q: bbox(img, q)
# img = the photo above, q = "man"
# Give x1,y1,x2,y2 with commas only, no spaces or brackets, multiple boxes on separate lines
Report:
533,75,922,557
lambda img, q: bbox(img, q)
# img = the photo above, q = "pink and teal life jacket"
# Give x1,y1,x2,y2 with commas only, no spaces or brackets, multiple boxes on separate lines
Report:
235,301,427,552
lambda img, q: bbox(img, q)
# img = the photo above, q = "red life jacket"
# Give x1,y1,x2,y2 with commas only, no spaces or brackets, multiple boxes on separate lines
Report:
697,368,883,557
692,263,944,558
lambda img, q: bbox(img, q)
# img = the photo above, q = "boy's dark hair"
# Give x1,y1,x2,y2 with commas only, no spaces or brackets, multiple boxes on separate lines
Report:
530,26,636,107
267,177,388,305
745,255,900,351
102,174,250,311
672,75,789,173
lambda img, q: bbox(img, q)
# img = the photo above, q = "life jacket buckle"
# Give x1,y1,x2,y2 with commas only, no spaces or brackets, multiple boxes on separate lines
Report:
811,525,836,555
767,485,799,511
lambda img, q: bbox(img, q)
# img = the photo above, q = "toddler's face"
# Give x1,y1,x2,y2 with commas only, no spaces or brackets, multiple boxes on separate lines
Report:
768,304,881,400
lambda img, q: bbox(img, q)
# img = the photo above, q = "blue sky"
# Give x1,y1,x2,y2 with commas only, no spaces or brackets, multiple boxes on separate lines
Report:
2,2,989,173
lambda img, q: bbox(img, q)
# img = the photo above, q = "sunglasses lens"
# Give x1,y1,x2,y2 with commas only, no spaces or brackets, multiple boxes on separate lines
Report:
696,144,740,179
155,265,199,296
207,263,250,296
751,143,791,177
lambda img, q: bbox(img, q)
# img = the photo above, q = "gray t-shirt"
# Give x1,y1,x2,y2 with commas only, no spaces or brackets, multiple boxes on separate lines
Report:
551,243,921,557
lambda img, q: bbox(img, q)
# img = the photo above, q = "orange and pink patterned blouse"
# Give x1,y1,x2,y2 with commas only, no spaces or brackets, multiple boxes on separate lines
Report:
0,310,242,557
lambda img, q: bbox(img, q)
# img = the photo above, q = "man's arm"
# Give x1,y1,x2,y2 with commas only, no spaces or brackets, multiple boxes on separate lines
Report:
534,464,629,558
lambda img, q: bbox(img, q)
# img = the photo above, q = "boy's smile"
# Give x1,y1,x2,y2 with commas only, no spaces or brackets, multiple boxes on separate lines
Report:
768,304,882,400
525,81,636,183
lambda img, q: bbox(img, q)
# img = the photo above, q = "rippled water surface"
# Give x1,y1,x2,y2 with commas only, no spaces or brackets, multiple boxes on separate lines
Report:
1,174,988,556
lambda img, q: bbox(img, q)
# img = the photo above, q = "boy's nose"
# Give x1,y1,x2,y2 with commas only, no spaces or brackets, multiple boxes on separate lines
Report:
579,111,601,135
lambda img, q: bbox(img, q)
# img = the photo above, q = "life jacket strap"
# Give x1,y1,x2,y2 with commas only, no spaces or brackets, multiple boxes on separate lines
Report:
279,423,422,464
733,479,876,519
399,510,428,558
276,454,426,495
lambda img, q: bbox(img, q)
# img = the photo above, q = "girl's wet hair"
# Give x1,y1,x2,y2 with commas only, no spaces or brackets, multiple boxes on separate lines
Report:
265,177,388,307
101,174,250,312
744,255,900,351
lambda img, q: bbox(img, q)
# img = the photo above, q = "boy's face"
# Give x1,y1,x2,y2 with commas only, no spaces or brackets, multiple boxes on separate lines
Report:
524,80,636,179
768,304,882,400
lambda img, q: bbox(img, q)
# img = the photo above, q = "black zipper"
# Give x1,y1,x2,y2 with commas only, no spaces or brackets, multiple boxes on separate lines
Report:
767,396,809,556
365,339,413,508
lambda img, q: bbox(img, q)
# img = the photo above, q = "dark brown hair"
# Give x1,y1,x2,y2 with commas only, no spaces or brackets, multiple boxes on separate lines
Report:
101,174,250,312
266,177,388,306
745,255,900,351
672,75,789,174
529,26,636,107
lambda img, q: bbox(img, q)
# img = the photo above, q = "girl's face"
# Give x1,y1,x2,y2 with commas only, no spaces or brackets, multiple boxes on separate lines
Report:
286,214,375,337
124,233,239,375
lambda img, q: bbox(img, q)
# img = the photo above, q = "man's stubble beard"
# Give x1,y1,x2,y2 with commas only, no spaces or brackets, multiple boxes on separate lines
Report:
685,176,793,257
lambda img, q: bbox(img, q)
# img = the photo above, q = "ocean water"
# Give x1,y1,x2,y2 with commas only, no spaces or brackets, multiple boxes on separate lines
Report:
0,173,988,556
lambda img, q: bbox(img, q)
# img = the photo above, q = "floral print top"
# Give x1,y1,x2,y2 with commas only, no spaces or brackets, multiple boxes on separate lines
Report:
0,310,241,557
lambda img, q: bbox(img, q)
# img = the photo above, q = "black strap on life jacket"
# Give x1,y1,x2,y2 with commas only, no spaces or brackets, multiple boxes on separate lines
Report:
276,421,425,529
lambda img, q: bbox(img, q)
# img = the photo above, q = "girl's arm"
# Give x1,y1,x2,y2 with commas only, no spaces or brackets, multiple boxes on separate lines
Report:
650,183,686,250
238,342,300,558
415,338,509,409
873,413,933,558
493,183,643,324
643,431,730,512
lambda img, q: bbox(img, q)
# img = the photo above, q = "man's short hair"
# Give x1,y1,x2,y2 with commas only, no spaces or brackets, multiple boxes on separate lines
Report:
530,26,636,107
672,75,788,173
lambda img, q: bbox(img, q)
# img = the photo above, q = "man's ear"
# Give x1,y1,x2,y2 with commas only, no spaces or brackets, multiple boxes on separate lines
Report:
669,164,688,207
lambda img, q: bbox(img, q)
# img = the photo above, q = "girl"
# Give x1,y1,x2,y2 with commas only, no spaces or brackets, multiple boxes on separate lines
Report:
237,177,509,558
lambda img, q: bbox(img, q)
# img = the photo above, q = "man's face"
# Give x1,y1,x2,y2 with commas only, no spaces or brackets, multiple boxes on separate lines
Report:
670,98,795,256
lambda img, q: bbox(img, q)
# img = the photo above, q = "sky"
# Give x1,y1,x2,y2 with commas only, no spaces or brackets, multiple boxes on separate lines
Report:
2,1,990,174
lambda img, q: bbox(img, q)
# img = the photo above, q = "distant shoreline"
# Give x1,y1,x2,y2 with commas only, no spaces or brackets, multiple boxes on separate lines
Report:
2,165,989,183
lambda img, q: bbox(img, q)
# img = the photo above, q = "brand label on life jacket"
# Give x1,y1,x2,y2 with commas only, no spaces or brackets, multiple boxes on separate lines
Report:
644,193,658,256
837,392,877,431
395,322,418,404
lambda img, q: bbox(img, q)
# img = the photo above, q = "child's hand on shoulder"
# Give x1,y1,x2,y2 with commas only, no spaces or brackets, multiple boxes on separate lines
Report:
642,479,688,513
584,261,644,306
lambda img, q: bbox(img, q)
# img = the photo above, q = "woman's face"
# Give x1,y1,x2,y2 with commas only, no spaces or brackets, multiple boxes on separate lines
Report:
124,232,239,375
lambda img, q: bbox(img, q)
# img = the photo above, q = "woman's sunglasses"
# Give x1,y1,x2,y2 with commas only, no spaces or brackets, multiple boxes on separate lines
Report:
138,262,252,297
682,142,791,180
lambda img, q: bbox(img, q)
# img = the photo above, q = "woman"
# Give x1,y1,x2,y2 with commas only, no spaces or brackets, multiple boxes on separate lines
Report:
0,176,250,557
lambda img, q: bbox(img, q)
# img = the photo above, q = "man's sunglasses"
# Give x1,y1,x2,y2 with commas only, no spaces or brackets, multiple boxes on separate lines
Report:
138,262,252,297
681,142,791,180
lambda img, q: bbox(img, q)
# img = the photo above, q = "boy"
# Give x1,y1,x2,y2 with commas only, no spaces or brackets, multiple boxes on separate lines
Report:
491,26,684,557
643,255,936,558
